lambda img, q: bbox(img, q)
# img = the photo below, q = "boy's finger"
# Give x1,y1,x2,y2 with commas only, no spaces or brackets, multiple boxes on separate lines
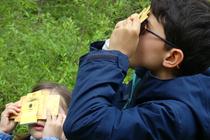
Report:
115,20,126,28
132,17,141,33
126,18,133,27
129,13,139,20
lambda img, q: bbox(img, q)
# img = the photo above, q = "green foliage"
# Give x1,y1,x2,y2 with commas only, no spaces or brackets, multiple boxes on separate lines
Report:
0,0,149,133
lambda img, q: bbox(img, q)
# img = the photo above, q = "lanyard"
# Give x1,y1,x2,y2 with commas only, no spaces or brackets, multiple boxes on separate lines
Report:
123,72,141,109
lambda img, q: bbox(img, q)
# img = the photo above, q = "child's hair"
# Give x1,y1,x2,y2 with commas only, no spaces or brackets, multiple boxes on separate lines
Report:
31,82,71,112
151,0,210,75
14,82,71,140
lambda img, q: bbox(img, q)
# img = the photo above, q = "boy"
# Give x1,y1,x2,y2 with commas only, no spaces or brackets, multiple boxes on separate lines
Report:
64,0,210,139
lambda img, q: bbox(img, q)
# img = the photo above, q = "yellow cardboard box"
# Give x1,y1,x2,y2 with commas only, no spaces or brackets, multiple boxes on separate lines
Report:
12,90,60,124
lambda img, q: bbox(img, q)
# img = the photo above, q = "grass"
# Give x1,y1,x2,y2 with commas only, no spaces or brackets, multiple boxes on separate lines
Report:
0,0,149,134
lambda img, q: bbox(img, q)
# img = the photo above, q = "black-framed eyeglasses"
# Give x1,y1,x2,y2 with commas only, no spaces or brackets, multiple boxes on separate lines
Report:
140,21,177,48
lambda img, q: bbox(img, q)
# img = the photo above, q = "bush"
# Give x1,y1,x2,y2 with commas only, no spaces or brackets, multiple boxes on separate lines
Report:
0,0,149,133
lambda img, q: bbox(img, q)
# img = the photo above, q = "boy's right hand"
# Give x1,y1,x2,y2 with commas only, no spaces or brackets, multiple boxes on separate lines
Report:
0,102,21,133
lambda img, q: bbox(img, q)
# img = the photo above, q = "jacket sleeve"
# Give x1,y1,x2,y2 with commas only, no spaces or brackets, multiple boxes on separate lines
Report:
63,50,187,140
0,131,12,140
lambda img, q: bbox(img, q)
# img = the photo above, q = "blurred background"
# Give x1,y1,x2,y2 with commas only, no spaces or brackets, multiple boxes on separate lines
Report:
0,0,149,133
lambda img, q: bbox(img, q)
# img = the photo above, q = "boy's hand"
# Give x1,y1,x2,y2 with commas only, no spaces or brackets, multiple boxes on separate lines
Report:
0,102,21,133
43,113,66,139
109,13,141,59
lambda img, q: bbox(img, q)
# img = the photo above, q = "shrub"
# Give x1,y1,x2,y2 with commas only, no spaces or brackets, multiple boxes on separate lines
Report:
0,0,149,133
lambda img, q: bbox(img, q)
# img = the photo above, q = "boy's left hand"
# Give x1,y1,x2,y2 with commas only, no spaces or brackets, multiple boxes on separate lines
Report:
109,13,141,61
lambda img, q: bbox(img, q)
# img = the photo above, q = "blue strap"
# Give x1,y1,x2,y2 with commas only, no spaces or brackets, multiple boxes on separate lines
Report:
123,72,140,109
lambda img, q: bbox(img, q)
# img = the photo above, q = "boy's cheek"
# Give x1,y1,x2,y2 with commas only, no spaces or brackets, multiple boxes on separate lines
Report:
129,54,143,68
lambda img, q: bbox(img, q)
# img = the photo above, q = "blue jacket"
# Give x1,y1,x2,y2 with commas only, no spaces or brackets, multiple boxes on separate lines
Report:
0,130,59,140
63,41,210,140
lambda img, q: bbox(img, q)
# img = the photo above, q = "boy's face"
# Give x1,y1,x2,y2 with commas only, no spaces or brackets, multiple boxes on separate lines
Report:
131,13,168,72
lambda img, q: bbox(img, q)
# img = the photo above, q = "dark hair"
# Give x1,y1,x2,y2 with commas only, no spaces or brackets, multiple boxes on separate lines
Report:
151,0,210,75
14,82,71,140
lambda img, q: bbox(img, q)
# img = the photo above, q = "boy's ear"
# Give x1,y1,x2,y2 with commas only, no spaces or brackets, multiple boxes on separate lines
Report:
163,48,184,68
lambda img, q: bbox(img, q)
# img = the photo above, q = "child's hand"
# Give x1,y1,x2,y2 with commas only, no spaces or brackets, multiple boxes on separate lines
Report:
109,13,141,63
0,102,21,133
43,113,66,139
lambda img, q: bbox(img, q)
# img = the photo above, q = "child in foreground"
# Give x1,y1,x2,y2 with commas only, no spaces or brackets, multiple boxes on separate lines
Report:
0,82,71,140
63,0,210,139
